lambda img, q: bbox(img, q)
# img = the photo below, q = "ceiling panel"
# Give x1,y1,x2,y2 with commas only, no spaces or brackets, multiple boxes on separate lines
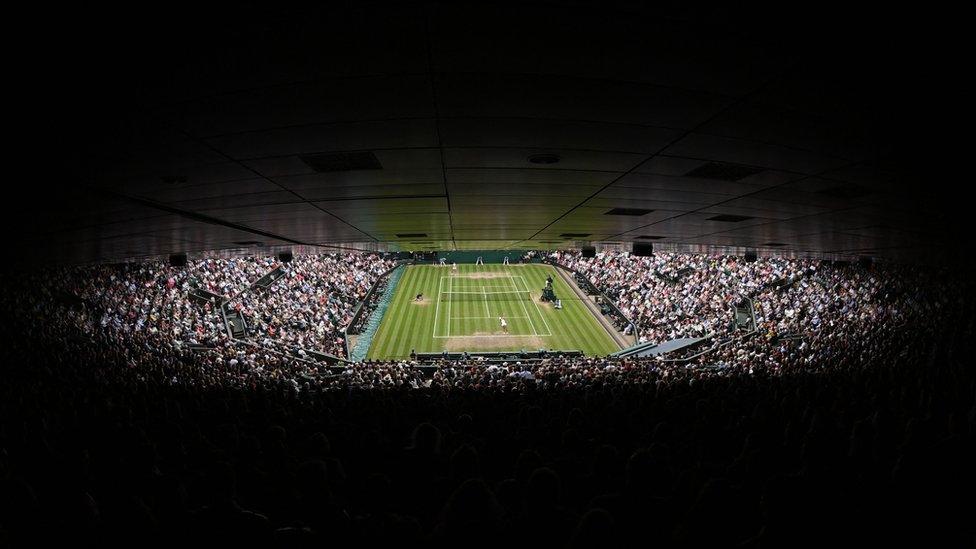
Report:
173,75,434,137
435,73,731,129
700,197,832,219
290,183,447,201
204,119,440,158
428,4,784,96
550,207,680,232
24,3,958,264
446,168,618,187
168,192,300,211
141,179,285,202
316,196,448,212
439,118,680,153
448,183,602,198
663,133,853,174
443,148,643,172
245,148,443,178
593,185,732,206
275,171,445,192
697,102,871,161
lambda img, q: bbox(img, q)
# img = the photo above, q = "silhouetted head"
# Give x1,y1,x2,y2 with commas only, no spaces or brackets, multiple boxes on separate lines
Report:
409,422,442,454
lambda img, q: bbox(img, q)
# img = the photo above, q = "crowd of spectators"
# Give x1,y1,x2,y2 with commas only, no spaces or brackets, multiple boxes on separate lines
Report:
21,253,394,363
225,254,396,355
6,250,967,391
551,250,816,344
547,251,947,371
345,266,397,336
1,252,973,544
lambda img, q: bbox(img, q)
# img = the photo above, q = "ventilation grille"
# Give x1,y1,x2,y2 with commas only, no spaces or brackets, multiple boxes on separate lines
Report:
560,233,591,238
817,183,872,199
605,207,653,216
634,235,665,240
300,151,382,172
685,162,765,181
396,233,427,238
707,214,753,222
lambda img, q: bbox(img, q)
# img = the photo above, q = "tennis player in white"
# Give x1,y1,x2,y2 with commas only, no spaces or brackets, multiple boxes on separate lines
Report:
499,316,508,333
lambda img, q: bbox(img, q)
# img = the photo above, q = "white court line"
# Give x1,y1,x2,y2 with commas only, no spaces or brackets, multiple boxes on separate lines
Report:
446,274,452,337
482,286,492,317
433,333,549,339
439,275,522,281
440,275,515,279
433,275,443,338
431,271,553,338
517,275,554,336
450,316,529,320
439,291,532,295
509,274,538,336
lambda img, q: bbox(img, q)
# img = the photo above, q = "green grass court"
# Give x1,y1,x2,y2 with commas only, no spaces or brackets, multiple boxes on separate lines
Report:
367,264,620,359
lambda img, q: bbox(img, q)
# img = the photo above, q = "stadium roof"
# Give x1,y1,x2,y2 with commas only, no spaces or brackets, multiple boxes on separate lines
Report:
13,3,965,263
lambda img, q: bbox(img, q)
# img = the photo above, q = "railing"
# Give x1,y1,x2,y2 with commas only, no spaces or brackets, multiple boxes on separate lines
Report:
345,327,350,363
348,265,406,362
412,349,584,364
232,339,350,370
735,297,757,332
250,264,286,290
659,298,758,364
613,335,713,359
188,275,351,364
612,340,659,357
662,329,757,365
187,286,224,307
346,262,407,336
219,299,232,338
748,268,817,298
221,301,247,339
545,260,640,342
653,266,695,284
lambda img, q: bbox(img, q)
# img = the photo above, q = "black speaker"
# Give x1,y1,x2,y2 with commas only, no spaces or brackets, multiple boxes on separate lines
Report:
169,253,187,267
632,242,654,257
858,256,873,269
278,251,293,263
744,251,757,263
581,246,596,258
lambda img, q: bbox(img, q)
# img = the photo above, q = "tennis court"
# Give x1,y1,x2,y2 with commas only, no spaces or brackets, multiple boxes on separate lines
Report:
433,273,552,338
366,264,620,359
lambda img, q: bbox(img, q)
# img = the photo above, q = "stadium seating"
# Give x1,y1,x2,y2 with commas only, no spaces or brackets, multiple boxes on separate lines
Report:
1,251,973,545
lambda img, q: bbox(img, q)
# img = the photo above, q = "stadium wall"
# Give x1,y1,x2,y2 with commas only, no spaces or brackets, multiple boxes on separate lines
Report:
348,265,405,361
346,262,407,336
545,260,640,342
418,250,541,264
